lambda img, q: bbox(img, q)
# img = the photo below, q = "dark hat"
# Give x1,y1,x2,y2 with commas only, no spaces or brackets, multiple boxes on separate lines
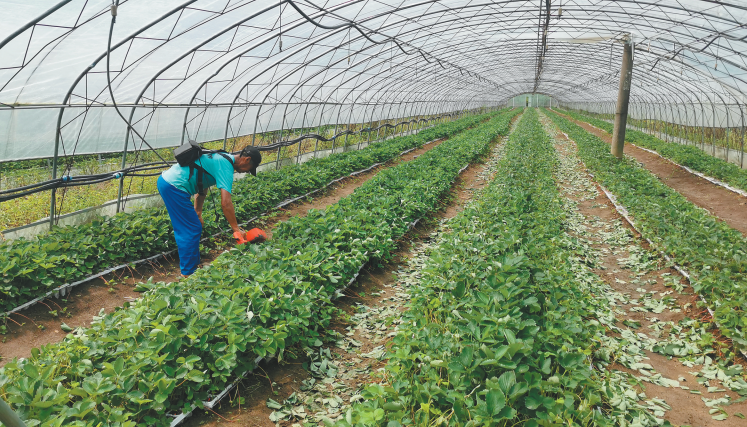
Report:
240,147,262,176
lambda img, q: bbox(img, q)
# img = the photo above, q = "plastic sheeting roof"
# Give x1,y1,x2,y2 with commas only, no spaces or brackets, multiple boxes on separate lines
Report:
1,0,746,161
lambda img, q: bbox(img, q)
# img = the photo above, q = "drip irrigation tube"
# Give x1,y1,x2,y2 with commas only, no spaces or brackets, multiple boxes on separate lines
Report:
168,157,473,427
3,140,438,317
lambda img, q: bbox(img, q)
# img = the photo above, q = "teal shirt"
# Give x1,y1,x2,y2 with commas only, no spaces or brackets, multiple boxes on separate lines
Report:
162,153,235,195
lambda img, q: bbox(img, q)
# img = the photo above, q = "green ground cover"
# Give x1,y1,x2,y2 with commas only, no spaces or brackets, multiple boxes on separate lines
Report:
343,109,625,425
0,109,519,426
0,111,501,316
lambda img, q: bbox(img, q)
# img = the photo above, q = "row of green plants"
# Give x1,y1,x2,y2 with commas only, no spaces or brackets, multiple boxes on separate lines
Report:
546,109,747,350
0,111,501,315
556,108,747,192
344,109,627,425
0,110,520,426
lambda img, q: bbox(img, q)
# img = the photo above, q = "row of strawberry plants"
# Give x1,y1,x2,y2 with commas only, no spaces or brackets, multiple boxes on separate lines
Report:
556,108,747,191
0,110,501,315
0,109,521,426
545,109,747,350
344,109,617,425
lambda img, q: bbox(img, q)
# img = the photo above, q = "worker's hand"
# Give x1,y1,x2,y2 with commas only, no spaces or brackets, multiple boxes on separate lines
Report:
197,213,205,227
233,230,247,244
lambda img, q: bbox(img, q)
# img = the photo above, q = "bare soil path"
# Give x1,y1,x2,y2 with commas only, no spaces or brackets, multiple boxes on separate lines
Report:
0,137,448,366
552,109,747,236
541,110,747,426
179,113,524,427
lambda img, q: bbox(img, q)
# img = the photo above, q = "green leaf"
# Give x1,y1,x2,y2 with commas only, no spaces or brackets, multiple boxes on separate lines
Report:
458,346,473,368
266,398,283,409
497,371,516,394
525,394,541,410
22,364,38,378
452,281,466,298
486,389,506,414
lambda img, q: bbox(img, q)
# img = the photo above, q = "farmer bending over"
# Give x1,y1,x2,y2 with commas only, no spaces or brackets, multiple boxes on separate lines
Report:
157,146,262,276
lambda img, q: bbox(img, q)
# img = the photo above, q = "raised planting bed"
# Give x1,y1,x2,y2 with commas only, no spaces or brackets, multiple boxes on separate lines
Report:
344,109,638,425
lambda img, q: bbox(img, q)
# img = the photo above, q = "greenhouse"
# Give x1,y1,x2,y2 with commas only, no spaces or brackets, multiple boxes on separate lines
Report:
1,0,747,425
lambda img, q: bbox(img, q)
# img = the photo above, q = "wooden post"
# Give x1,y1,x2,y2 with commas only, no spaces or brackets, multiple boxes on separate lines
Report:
612,38,633,159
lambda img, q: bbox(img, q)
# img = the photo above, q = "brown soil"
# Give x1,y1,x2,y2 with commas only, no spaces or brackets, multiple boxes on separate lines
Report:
545,113,747,426
0,138,445,366
179,114,523,427
554,110,747,236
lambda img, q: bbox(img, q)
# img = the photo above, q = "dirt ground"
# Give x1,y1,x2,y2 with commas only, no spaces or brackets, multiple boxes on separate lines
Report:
0,138,446,366
553,110,747,236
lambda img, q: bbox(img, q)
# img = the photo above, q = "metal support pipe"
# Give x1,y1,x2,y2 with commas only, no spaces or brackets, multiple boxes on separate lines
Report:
115,128,130,213
740,104,745,169
712,103,717,156
701,102,706,151
0,397,26,427
726,104,731,163
612,38,633,159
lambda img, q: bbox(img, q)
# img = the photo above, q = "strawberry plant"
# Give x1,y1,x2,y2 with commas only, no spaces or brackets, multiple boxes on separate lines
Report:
0,110,520,426
0,110,503,315
546,109,747,351
342,109,623,426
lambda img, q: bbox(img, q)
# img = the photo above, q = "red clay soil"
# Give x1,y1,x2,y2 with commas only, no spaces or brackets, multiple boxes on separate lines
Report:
179,116,520,427
0,138,446,366
554,110,747,236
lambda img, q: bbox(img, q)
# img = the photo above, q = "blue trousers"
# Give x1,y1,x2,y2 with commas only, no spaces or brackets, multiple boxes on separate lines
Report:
157,176,201,275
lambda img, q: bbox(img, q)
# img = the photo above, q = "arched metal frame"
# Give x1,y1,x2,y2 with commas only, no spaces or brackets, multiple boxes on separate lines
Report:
1,0,747,223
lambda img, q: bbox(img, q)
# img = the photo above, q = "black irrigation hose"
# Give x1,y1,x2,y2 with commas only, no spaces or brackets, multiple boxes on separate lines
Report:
257,117,436,150
0,115,452,202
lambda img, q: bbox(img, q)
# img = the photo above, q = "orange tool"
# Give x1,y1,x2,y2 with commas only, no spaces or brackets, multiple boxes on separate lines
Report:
246,228,267,243
234,228,267,245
